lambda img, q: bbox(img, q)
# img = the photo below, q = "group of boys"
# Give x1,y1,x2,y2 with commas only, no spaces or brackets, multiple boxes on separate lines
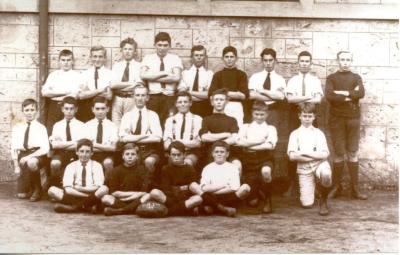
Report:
11,31,367,218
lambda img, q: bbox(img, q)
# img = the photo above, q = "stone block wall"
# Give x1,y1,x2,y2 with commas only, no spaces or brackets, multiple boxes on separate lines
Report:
0,12,398,186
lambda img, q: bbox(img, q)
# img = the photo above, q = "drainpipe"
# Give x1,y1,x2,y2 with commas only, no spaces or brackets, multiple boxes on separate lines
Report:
38,0,49,123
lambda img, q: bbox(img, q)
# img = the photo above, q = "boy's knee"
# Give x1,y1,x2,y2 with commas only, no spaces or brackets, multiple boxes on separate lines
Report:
95,185,109,198
50,160,62,172
103,158,114,170
320,169,332,187
150,189,166,203
144,157,157,169
189,182,202,195
48,186,63,200
236,184,251,199
261,166,272,183
101,195,115,206
27,158,39,171
347,151,358,162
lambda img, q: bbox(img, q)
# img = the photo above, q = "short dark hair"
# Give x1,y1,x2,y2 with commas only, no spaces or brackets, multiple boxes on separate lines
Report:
191,45,206,57
336,50,352,59
168,141,186,154
222,46,237,57
252,100,268,112
59,49,73,59
76,138,93,151
175,91,192,102
298,102,316,115
211,141,230,152
211,88,228,97
298,51,312,61
90,45,107,56
120,37,138,49
21,98,38,111
155,32,171,45
122,143,139,154
91,96,108,107
61,96,77,107
260,48,276,59
133,83,149,95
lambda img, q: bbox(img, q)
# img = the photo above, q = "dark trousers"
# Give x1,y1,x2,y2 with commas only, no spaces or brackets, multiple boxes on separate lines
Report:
147,94,176,127
201,192,241,208
17,151,45,194
46,100,63,135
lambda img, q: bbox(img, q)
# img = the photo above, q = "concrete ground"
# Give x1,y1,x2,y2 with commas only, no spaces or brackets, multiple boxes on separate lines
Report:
0,182,398,253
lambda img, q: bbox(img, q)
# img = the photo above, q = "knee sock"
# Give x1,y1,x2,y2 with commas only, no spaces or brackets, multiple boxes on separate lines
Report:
332,162,344,187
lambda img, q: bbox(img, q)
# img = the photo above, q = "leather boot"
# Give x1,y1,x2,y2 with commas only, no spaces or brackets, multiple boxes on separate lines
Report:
29,171,42,202
318,185,330,216
348,162,368,200
262,183,273,214
328,162,344,199
104,199,140,216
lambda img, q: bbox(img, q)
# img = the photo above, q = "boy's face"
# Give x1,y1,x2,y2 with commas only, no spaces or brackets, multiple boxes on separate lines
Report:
212,146,229,164
59,55,73,71
121,43,135,61
299,112,315,127
252,109,268,124
91,50,106,68
22,104,37,122
337,52,352,71
92,102,109,120
169,147,185,165
175,96,191,114
298,56,311,74
262,54,275,72
222,52,237,68
61,103,77,120
133,87,149,108
155,40,170,58
122,148,138,166
192,49,206,68
211,94,228,112
76,145,93,164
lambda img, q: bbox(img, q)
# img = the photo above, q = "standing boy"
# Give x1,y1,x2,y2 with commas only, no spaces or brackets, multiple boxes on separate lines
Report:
325,51,367,200
11,99,50,201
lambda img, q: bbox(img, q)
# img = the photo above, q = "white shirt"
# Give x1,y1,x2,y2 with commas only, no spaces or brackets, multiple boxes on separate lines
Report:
163,112,202,142
81,66,113,91
41,69,82,101
84,118,118,145
286,72,323,100
141,53,183,94
11,119,50,160
50,118,85,143
179,65,213,92
119,107,162,139
249,70,286,105
111,59,142,84
63,159,104,188
237,122,278,149
201,162,240,191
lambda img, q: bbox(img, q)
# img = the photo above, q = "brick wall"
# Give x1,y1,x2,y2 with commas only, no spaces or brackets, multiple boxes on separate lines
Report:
0,13,398,186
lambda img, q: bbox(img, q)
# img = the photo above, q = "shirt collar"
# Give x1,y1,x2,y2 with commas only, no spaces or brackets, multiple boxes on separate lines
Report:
133,106,147,113
262,69,276,76
299,125,315,131
190,65,205,71
223,67,237,71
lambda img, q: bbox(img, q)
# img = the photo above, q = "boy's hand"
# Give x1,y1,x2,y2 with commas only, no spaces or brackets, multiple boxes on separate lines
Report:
14,166,21,175
179,185,189,191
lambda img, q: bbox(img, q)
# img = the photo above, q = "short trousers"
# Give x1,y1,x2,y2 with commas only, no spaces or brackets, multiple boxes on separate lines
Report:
329,115,360,156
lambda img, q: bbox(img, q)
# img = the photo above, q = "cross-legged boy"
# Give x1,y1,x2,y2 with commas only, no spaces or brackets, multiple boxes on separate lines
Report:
11,99,50,202
236,100,277,213
49,97,85,188
325,51,367,200
101,143,152,216
287,103,331,216
190,141,250,217
178,45,213,117
147,141,203,216
163,91,202,167
48,139,108,213
208,46,248,127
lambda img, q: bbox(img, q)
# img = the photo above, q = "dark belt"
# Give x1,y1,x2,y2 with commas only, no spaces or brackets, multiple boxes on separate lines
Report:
21,147,40,153
115,92,134,98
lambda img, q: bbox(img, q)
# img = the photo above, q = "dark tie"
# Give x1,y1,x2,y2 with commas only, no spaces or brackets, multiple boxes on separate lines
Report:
66,120,72,141
96,119,103,144
94,67,99,89
81,163,87,187
160,57,166,89
121,61,130,82
134,110,142,135
192,68,199,91
263,72,271,90
180,113,186,139
302,75,306,96
23,122,31,150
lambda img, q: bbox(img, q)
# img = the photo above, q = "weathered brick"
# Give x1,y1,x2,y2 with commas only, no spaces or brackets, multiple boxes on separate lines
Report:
91,36,121,48
383,92,400,105
121,20,155,49
15,54,39,68
254,39,285,58
383,80,400,92
230,38,255,58
193,29,229,58
386,143,400,162
244,58,263,77
0,54,15,68
310,59,327,79
361,67,399,80
54,16,90,46
389,39,399,67
0,102,12,124
369,20,398,33
314,0,338,3
285,39,312,59
338,0,380,3
0,131,12,161
272,31,312,39
0,25,38,53
359,159,397,186
359,125,386,159
362,80,383,104
0,13,31,25
384,104,400,126
275,59,297,79
72,47,91,70
387,127,400,144
244,19,271,38
91,18,120,37
156,17,191,29
313,32,348,59
271,19,295,31
349,33,390,66
168,49,192,58
155,29,192,49
295,19,369,32
207,58,245,74
0,81,36,101
360,104,386,125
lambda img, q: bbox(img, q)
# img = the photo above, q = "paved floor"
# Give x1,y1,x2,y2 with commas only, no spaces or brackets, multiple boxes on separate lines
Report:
0,182,398,253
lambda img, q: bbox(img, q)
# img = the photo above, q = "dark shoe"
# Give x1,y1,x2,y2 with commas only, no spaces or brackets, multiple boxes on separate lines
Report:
16,193,30,199
29,190,41,202
319,199,329,216
262,197,273,214
328,185,342,199
54,204,78,213
248,198,259,207
302,204,313,209
104,207,125,216
217,204,236,217
351,186,368,200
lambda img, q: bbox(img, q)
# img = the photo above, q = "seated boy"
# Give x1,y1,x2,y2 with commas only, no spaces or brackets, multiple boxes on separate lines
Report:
236,100,277,213
49,97,85,187
146,141,202,216
48,139,108,213
84,96,118,179
190,141,250,217
287,103,332,216
163,91,202,167
101,143,152,216
11,98,50,201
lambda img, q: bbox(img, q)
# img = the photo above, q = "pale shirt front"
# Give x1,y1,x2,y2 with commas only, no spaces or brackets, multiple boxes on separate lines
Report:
111,59,142,84
63,159,104,188
119,107,162,139
249,70,286,105
201,162,241,191
163,112,202,142
11,119,50,160
84,118,118,145
42,69,82,101
141,53,183,95
286,72,323,101
50,118,85,143
178,65,213,92
287,125,329,174
238,122,278,149
81,66,113,91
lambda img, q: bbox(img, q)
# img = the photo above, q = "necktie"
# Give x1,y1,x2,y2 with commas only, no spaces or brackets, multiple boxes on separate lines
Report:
263,72,271,90
96,119,103,144
134,110,142,135
302,74,306,96
81,163,87,187
23,122,31,150
192,68,199,91
66,120,72,141
122,61,130,82
180,113,186,139
160,57,166,88
94,67,99,89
